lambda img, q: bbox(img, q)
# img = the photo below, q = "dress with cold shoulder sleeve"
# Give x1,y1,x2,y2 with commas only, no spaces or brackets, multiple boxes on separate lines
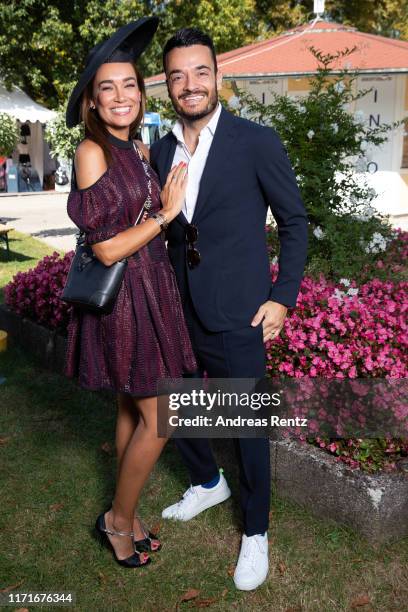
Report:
64,134,197,396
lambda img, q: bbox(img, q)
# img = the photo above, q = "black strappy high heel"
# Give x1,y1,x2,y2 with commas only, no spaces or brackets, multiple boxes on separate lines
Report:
94,513,151,568
133,514,162,553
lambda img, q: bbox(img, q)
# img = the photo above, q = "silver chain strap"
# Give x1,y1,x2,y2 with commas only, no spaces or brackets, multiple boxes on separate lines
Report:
133,142,152,225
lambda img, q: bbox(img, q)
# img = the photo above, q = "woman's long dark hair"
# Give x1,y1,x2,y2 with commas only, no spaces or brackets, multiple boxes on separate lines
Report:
80,63,146,165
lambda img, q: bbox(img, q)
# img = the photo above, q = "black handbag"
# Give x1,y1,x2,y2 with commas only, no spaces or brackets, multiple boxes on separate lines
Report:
60,235,128,314
61,143,152,314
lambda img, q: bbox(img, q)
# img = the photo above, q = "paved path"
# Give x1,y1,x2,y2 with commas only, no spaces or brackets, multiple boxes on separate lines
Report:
1,191,407,254
0,191,75,252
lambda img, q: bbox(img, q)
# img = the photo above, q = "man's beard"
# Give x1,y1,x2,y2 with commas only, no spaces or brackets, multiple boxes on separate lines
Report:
171,87,218,122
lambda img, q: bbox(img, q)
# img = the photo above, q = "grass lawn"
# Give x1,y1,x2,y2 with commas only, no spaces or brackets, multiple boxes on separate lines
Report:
0,230,60,303
1,346,407,611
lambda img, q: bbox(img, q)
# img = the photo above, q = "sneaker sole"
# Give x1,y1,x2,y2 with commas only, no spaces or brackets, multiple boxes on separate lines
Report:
233,578,266,591
233,571,268,591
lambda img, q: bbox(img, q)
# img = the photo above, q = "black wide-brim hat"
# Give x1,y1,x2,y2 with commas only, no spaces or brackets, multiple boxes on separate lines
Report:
66,16,159,128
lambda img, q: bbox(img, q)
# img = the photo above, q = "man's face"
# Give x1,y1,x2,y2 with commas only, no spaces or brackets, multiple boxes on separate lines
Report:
165,44,218,122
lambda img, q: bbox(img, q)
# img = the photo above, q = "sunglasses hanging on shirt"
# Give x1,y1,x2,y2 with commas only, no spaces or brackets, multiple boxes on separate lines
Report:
185,223,201,269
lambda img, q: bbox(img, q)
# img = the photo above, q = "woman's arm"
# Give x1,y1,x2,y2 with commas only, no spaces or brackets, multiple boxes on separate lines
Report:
75,139,187,266
75,139,108,188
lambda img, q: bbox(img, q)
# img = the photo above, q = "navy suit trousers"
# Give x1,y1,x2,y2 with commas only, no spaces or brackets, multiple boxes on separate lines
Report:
177,291,271,536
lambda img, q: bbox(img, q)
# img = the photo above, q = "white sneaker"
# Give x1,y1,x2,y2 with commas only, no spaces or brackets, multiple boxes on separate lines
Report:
233,532,269,591
161,471,231,521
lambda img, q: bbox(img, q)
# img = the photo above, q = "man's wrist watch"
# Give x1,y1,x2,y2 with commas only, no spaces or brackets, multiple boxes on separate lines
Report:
151,212,169,231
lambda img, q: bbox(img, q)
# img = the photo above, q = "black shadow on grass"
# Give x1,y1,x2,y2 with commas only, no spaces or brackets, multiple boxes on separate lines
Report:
0,216,19,223
32,227,77,238
0,249,35,262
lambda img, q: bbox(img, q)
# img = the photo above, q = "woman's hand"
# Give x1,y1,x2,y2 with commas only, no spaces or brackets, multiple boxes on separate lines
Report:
90,162,188,267
160,162,188,223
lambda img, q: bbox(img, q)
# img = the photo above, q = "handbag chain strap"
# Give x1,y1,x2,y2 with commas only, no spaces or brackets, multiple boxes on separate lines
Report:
133,141,153,225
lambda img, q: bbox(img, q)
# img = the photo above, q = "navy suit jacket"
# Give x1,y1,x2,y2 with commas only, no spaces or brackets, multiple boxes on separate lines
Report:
150,107,308,332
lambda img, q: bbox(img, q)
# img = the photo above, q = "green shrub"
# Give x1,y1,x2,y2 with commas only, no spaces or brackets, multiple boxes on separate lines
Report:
0,112,19,157
45,106,84,160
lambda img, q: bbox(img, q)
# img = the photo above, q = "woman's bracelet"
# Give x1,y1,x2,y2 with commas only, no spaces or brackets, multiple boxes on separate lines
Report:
151,212,169,231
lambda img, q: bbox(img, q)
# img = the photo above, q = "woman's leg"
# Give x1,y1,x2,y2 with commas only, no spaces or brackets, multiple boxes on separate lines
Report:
105,395,168,559
115,393,139,476
114,394,160,546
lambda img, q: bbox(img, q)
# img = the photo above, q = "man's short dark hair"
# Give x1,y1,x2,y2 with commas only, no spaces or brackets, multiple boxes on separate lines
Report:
162,28,217,73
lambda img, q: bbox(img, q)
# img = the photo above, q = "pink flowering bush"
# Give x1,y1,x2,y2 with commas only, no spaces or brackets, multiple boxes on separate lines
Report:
266,230,408,472
266,272,407,379
312,437,408,472
4,251,74,332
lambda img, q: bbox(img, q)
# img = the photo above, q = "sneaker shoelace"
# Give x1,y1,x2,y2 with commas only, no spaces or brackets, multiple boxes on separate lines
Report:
240,536,265,568
174,485,197,516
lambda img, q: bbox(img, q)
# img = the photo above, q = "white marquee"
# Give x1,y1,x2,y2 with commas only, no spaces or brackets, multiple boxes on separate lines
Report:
0,82,56,124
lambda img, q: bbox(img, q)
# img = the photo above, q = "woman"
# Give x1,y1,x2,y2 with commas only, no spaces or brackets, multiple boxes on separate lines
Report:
64,17,196,568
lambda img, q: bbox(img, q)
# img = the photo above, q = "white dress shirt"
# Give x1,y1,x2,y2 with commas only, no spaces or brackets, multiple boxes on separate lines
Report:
171,103,222,222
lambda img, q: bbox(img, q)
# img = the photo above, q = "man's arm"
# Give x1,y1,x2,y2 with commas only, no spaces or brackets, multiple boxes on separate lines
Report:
250,126,308,342
255,126,308,308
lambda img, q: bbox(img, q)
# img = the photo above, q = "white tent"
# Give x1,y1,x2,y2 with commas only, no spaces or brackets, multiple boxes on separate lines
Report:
0,82,56,123
0,82,56,188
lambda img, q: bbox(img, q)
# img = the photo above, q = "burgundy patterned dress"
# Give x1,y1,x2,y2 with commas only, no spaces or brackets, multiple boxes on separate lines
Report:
65,134,197,396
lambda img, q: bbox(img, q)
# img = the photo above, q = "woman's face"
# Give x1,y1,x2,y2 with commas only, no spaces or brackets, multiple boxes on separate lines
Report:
91,62,141,130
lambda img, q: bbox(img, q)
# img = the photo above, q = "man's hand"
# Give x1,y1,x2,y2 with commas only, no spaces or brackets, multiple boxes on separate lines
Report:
251,300,288,343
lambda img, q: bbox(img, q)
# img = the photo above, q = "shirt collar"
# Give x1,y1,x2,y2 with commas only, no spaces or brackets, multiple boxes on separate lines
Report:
172,102,222,145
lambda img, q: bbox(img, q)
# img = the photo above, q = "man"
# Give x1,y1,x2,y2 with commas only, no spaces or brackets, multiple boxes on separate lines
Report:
150,28,308,590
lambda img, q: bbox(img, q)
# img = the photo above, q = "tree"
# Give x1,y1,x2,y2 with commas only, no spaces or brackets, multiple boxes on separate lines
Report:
0,1,147,108
0,0,263,109
373,0,408,39
254,0,309,34
254,0,408,39
166,0,263,53
324,0,408,39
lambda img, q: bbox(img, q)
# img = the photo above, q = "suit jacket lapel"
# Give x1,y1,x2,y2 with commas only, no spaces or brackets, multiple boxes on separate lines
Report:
161,136,177,183
192,107,236,224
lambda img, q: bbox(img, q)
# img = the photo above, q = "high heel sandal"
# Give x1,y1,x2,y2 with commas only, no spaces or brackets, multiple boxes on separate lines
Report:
94,513,151,568
133,514,162,553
